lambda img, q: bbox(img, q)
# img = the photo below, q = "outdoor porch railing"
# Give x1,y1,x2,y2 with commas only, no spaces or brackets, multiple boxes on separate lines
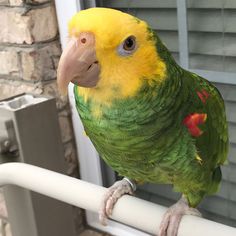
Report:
0,162,235,236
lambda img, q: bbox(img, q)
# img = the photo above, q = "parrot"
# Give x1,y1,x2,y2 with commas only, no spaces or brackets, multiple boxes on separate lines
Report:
57,8,229,236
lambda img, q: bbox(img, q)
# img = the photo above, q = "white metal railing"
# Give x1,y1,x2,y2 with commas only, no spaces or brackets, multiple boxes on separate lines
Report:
0,163,235,236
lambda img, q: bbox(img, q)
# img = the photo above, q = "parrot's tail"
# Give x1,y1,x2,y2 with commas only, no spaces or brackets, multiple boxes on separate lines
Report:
208,166,222,195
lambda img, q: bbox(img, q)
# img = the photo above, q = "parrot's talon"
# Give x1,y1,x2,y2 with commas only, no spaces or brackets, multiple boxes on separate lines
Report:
99,178,135,225
158,196,201,236
98,209,108,226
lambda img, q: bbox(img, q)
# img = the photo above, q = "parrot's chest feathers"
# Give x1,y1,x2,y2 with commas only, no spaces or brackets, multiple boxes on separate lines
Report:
76,82,187,182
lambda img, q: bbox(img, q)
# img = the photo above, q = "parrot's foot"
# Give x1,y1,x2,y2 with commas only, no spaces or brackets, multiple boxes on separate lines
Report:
159,196,201,236
99,177,136,226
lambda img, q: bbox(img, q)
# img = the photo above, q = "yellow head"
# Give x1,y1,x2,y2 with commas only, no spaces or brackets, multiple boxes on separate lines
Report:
57,8,166,104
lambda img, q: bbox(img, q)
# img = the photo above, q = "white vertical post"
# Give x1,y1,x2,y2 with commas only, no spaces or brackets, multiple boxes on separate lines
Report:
55,0,104,186
55,0,80,50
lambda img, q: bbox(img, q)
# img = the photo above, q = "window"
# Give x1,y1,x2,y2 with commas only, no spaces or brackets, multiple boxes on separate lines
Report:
55,0,236,235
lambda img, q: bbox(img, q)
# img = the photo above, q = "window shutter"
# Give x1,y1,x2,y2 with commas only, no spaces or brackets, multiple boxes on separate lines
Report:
92,0,236,227
187,1,236,73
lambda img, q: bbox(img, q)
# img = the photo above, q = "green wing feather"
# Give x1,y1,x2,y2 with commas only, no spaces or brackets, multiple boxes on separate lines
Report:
182,71,229,195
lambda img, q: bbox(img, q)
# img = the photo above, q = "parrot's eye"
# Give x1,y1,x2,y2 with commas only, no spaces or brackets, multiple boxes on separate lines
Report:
117,36,137,56
123,36,136,51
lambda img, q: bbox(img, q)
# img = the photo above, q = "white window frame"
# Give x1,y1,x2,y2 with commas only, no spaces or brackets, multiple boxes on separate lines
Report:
55,1,236,235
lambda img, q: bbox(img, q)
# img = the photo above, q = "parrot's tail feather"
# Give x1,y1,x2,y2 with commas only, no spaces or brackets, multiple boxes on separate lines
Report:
208,166,222,195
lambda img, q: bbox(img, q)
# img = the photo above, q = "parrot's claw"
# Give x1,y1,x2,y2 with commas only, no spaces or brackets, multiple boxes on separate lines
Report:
99,178,135,226
158,197,201,236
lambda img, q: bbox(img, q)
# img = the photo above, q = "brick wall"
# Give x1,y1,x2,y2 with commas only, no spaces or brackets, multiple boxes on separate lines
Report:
0,0,86,235
0,0,81,182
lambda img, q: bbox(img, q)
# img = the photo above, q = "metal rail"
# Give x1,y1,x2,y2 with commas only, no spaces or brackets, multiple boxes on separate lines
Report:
0,163,236,235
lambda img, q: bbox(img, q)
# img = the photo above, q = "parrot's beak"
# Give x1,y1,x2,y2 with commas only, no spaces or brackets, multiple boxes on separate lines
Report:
57,32,100,95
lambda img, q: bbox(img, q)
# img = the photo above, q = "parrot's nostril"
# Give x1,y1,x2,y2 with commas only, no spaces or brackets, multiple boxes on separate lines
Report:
87,61,99,71
81,38,87,44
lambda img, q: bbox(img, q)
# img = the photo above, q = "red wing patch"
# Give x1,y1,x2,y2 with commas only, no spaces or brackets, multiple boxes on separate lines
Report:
183,113,207,137
197,90,210,103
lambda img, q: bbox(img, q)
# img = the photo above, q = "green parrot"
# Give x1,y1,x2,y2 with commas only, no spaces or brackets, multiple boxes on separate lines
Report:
57,8,229,236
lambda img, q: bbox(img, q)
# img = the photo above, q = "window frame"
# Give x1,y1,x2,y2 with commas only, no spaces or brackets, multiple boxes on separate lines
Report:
55,1,236,235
